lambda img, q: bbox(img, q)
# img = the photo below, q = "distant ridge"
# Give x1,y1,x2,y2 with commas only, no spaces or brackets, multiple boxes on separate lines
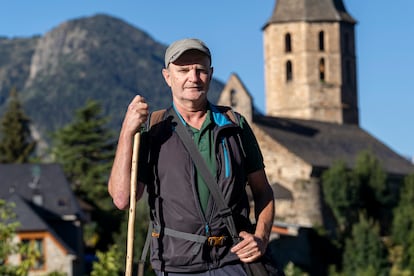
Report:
0,14,224,147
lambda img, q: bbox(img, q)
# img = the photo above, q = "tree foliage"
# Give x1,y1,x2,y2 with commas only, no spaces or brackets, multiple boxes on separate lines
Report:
322,160,360,235
0,88,36,163
321,150,401,275
391,174,414,273
342,214,389,276
51,99,120,252
51,99,115,210
322,150,391,239
354,151,388,221
90,244,123,276
0,200,40,276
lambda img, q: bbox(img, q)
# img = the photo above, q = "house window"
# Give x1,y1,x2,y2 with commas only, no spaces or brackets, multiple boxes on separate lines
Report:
21,237,45,270
319,31,325,51
285,33,292,52
286,60,293,82
319,58,325,81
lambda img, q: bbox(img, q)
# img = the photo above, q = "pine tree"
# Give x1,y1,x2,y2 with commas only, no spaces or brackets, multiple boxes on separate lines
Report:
0,88,36,163
342,214,389,276
322,151,394,274
51,99,115,210
51,100,119,252
354,150,388,221
391,174,414,272
322,160,360,236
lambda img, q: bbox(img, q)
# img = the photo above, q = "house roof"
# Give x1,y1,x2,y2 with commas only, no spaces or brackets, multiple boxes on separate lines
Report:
1,164,84,254
254,115,414,177
264,0,356,26
6,194,76,255
0,163,83,219
7,194,49,231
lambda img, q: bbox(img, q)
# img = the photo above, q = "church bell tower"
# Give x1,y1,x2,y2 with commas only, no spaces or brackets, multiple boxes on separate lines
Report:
263,0,359,125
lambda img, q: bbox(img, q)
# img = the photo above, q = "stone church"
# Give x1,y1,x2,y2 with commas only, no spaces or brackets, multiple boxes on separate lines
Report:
218,0,414,253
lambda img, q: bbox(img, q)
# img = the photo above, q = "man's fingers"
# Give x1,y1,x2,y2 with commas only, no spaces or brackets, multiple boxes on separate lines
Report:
239,247,261,262
231,231,266,263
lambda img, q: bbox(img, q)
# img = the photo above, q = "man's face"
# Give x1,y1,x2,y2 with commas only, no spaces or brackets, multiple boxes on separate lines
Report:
162,50,213,105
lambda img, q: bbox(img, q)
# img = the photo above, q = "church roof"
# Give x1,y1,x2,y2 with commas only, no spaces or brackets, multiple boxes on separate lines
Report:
265,0,356,26
254,115,414,177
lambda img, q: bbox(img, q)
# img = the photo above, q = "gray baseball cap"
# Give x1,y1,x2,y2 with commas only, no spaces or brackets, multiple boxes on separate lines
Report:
164,38,211,68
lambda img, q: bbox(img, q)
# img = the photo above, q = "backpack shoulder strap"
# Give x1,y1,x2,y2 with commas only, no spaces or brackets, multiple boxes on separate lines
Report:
226,109,241,126
213,105,241,126
147,109,167,130
213,105,247,159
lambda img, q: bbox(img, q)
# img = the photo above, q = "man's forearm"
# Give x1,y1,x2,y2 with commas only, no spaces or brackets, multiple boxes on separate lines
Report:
108,131,134,210
248,169,275,247
254,197,274,248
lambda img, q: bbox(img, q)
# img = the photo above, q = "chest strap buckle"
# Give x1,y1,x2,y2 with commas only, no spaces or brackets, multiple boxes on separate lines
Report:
207,236,227,247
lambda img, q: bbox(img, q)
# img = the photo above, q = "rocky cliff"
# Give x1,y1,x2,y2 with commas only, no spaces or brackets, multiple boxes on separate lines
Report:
0,14,224,147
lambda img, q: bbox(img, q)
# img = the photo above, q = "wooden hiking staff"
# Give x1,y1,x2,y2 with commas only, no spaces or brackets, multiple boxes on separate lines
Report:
125,132,141,276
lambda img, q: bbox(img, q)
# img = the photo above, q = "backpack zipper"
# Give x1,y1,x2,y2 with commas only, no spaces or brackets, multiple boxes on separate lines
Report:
221,138,231,178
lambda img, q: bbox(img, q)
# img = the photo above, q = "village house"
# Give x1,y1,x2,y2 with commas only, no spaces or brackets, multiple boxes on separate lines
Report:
0,164,85,276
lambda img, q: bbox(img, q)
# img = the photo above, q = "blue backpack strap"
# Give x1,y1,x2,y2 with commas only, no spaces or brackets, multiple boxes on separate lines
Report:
210,104,241,126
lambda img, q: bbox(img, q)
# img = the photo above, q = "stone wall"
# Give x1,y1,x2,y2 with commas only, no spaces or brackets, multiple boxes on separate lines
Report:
252,125,323,226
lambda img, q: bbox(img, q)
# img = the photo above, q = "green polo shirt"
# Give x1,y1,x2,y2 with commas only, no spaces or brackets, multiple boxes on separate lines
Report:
187,110,216,213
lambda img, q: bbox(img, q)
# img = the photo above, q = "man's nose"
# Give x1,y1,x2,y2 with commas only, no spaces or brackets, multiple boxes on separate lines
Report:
188,68,199,81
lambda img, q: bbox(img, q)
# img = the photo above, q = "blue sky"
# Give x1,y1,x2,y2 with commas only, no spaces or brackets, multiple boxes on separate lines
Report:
1,1,413,160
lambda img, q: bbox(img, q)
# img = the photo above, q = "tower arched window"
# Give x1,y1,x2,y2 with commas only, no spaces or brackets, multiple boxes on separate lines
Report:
286,60,293,82
319,58,325,81
230,89,237,107
344,33,350,54
345,60,352,84
285,33,292,52
319,31,325,51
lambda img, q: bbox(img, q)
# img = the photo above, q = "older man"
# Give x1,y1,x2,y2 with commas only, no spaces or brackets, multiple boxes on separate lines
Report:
108,38,274,275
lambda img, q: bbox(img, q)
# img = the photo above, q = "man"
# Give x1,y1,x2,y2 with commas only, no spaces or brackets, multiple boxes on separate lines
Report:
108,38,275,275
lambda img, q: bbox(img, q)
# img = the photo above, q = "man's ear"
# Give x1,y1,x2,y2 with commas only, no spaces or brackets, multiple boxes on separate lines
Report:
162,68,171,87
209,67,214,82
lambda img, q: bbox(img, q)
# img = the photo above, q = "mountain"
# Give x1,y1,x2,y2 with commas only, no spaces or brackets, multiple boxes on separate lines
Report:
0,14,224,146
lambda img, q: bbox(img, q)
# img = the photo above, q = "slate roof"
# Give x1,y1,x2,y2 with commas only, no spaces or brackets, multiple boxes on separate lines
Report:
7,194,49,231
1,164,85,254
254,115,414,177
265,0,356,25
0,163,83,219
